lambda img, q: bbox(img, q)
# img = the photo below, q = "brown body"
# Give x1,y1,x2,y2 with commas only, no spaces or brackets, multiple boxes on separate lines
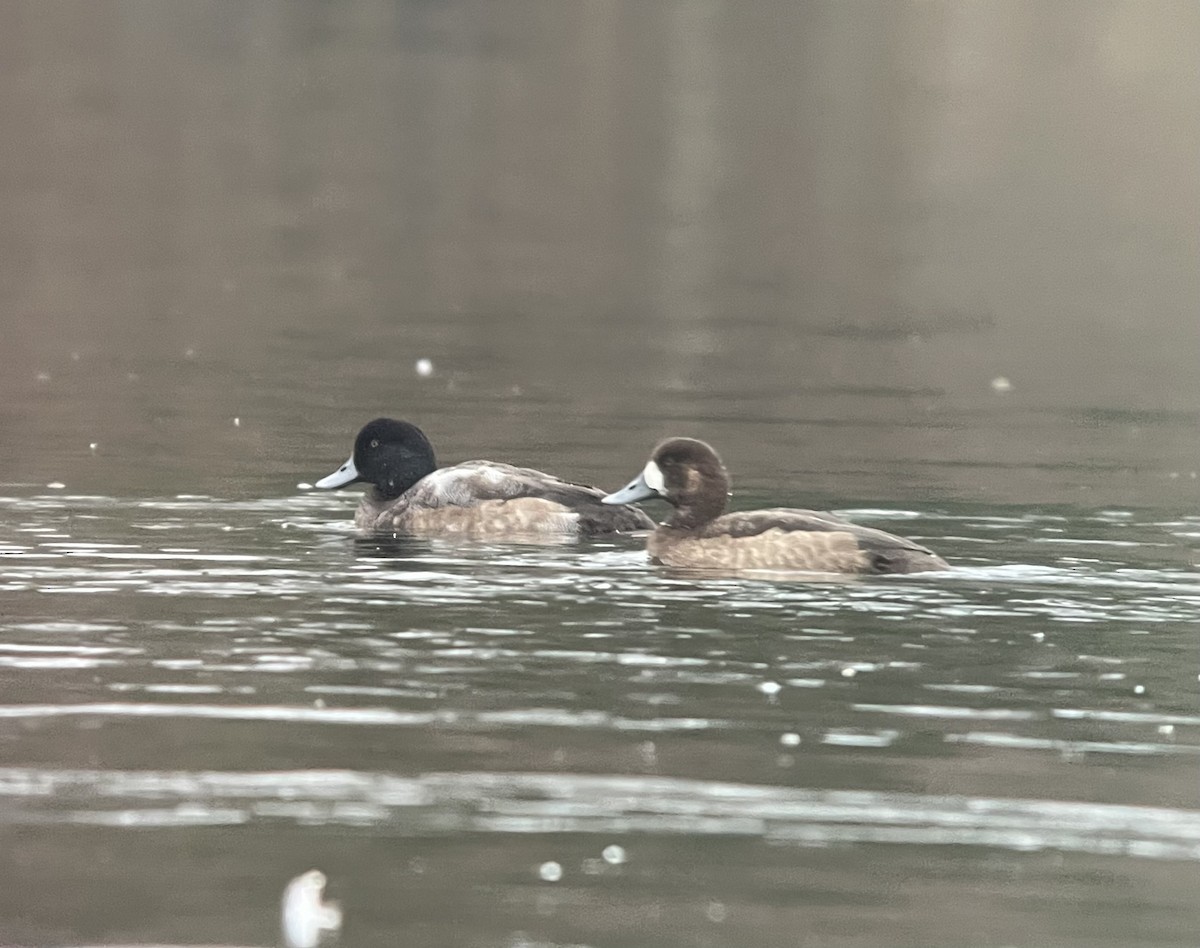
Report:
357,494,588,537
605,439,949,575
646,510,948,573
354,461,652,538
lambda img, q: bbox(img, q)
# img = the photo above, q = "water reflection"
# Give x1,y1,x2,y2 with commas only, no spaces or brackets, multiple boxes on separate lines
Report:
1,496,1197,795
3,767,1197,862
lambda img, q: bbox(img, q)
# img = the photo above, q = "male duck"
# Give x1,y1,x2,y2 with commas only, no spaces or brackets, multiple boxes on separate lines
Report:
602,438,949,574
316,418,654,537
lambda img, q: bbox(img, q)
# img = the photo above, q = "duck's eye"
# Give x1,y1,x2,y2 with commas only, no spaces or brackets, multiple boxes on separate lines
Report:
370,439,379,449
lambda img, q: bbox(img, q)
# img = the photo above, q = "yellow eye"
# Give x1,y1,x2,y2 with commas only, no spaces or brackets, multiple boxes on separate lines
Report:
370,439,379,448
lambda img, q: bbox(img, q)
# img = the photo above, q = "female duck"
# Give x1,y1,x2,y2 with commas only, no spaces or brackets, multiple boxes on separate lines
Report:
316,418,654,538
602,438,949,574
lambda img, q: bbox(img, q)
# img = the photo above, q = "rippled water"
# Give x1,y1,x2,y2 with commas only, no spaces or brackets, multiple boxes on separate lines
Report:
2,490,1198,946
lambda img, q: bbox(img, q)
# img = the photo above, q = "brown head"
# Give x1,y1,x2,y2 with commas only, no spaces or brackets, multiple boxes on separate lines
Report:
602,437,731,529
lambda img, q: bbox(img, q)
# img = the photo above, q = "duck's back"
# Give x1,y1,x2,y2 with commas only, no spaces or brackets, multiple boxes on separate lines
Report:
649,507,948,574
359,461,654,537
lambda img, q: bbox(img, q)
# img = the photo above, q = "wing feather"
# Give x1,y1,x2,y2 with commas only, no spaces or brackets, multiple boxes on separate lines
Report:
407,461,609,507
371,461,653,534
710,508,941,558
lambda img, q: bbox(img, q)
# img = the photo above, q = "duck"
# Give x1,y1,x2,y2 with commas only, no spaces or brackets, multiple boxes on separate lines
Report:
315,418,654,538
602,437,949,574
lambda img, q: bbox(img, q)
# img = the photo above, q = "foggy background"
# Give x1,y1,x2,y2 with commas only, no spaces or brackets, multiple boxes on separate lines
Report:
2,0,1198,500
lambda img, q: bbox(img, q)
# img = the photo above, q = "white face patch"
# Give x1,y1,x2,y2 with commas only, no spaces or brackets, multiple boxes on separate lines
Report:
642,460,665,494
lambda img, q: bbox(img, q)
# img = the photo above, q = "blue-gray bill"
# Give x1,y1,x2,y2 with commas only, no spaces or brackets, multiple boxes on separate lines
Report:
602,470,658,505
315,456,358,489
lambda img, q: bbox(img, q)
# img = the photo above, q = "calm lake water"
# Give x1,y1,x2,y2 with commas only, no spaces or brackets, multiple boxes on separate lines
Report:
3,2,1199,946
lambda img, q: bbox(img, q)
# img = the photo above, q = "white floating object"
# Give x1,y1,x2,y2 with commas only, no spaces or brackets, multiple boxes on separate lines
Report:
233,417,241,427
297,482,313,491
990,376,1012,392
706,901,728,923
47,482,66,490
601,844,626,865
840,667,857,678
1133,684,1146,695
89,443,98,452
281,869,342,948
415,357,434,377
1158,724,1175,736
538,861,563,882
758,680,782,696
779,732,801,748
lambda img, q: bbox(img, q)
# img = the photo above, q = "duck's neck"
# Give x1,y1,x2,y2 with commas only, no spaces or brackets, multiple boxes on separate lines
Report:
375,454,437,501
664,465,730,531
666,495,727,531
